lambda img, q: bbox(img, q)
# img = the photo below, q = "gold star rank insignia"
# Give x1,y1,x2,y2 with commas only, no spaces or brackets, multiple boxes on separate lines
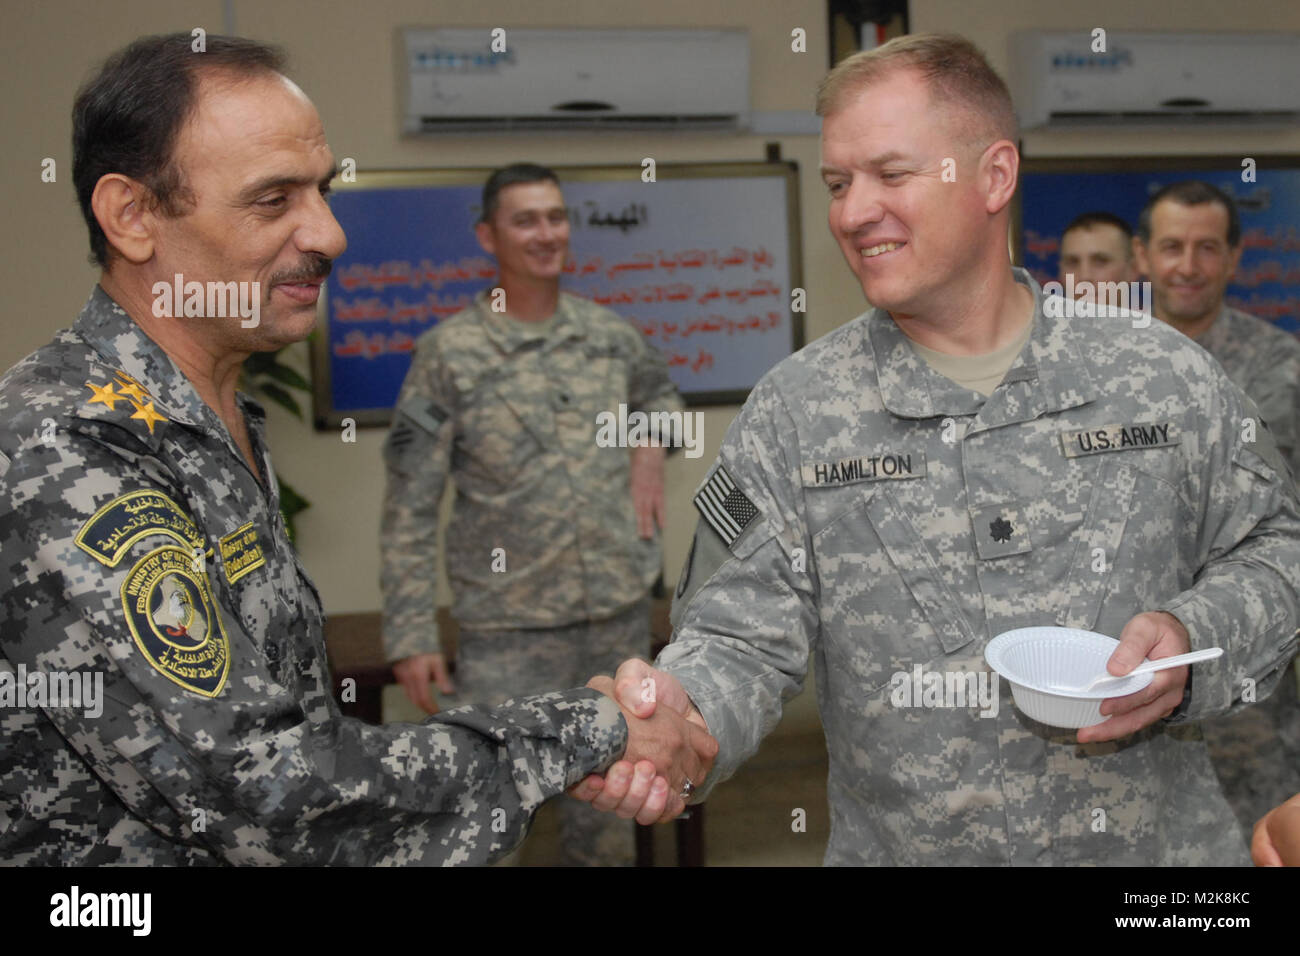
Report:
84,380,122,410
128,398,167,434
114,373,151,404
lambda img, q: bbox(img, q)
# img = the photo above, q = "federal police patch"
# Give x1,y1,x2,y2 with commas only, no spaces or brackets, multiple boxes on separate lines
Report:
121,545,231,697
75,490,205,567
693,465,758,550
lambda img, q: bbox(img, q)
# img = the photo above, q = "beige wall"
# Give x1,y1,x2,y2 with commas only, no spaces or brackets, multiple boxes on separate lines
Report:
4,0,1298,619
912,0,1300,157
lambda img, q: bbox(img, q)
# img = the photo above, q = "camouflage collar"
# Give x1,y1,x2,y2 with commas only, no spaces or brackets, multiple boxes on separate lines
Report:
73,285,267,438
1191,303,1237,357
475,290,584,354
869,268,1101,420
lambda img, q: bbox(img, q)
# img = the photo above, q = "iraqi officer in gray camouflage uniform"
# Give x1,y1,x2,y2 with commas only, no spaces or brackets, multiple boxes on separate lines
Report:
380,164,686,865
0,33,712,866
1133,180,1300,841
573,34,1300,865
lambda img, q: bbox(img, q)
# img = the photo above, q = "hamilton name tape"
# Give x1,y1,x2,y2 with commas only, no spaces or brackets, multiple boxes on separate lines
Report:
801,452,926,487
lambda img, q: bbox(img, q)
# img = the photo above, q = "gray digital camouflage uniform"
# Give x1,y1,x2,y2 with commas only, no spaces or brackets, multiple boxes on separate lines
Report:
662,269,1300,865
381,289,683,864
1193,304,1300,837
1195,305,1300,478
0,286,628,866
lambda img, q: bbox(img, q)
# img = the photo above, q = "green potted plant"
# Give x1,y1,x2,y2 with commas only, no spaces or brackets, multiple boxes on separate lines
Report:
240,347,311,541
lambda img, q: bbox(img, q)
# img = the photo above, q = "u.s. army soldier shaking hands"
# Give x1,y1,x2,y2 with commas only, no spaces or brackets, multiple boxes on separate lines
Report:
572,33,1300,866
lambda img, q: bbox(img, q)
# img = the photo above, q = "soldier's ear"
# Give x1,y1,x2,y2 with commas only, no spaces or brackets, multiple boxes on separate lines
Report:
980,140,1019,216
1130,235,1149,275
474,220,497,258
1227,240,1245,278
91,174,156,265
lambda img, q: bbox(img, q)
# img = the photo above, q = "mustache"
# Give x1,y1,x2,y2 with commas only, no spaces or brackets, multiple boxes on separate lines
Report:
270,256,333,286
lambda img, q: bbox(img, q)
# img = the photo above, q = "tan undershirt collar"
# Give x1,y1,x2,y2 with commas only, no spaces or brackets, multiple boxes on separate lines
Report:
908,314,1035,397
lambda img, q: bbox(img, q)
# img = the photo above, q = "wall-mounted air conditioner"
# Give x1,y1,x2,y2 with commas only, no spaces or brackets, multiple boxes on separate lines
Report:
1011,31,1300,129
400,27,750,133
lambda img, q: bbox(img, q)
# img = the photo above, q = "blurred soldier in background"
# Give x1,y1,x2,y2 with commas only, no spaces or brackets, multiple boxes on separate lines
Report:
381,164,686,865
1134,179,1300,840
1058,211,1139,303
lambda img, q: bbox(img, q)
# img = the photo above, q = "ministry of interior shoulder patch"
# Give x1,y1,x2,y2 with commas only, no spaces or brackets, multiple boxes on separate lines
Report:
693,464,759,550
121,545,230,697
76,490,205,567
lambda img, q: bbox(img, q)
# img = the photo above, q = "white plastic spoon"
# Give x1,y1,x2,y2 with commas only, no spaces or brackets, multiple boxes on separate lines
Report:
1049,647,1224,694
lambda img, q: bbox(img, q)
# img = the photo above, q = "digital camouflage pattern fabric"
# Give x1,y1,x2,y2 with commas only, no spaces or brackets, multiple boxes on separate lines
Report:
381,289,681,865
380,290,683,662
1193,303,1300,837
455,598,651,865
0,287,628,866
662,269,1300,866
1194,304,1300,479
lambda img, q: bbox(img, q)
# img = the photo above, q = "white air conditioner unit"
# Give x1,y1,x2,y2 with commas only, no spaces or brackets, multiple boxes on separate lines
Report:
1011,31,1300,129
400,27,750,133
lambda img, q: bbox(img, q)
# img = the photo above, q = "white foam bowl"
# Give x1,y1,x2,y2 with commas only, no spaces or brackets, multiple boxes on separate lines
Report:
985,626,1154,728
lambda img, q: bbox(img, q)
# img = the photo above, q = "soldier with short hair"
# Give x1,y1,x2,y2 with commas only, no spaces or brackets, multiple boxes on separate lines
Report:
0,33,712,867
574,34,1300,866
1058,211,1139,302
380,163,687,865
1134,179,1300,842
1134,180,1300,477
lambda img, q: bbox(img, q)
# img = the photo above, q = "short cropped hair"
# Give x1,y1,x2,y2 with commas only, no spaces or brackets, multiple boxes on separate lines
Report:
73,33,287,268
1063,211,1134,241
1137,180,1241,248
480,163,561,225
815,33,1018,152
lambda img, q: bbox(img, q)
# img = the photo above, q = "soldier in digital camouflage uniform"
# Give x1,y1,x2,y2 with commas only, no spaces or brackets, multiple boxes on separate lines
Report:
0,33,709,867
1192,307,1300,477
1134,180,1300,841
381,164,685,865
575,35,1300,865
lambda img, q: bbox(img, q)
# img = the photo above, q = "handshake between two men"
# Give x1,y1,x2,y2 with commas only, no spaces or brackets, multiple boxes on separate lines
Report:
573,660,711,825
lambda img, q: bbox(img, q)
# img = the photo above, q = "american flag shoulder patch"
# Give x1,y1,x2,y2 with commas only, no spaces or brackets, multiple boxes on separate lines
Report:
387,397,449,455
401,396,449,435
693,464,760,550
